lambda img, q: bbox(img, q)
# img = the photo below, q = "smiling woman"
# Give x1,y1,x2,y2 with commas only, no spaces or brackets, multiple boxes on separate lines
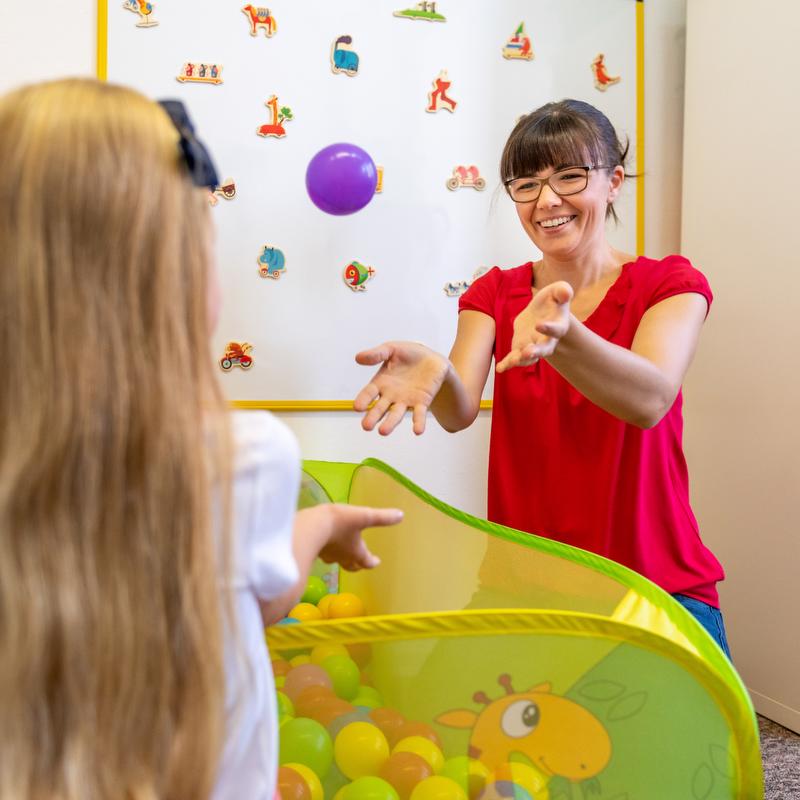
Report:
353,98,733,661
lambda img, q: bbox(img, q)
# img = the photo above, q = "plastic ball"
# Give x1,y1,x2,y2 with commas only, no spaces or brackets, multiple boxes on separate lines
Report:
291,654,313,667
311,643,350,665
279,617,301,625
334,721,391,779
276,676,287,690
278,765,312,800
409,776,468,800
272,658,292,677
347,641,372,668
379,751,434,800
284,664,333,703
392,737,444,775
328,708,375,740
279,717,333,778
370,707,407,742
353,686,384,709
293,685,337,718
317,594,336,618
476,782,532,800
276,690,295,719
327,592,366,619
309,696,357,727
303,575,329,605
322,654,362,700
491,764,547,799
286,763,325,800
440,758,491,800
346,776,400,800
289,602,325,622
392,721,442,750
306,143,378,216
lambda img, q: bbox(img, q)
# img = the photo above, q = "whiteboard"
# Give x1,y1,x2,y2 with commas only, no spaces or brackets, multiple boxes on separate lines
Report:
104,0,640,403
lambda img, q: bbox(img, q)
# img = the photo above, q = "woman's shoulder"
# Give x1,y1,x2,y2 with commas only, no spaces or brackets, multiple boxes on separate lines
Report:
628,253,706,280
460,262,532,310
626,254,712,306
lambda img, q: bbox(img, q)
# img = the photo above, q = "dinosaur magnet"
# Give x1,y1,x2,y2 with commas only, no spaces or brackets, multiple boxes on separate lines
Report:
446,165,486,191
220,342,253,371
591,53,621,91
122,0,158,27
331,35,360,76
343,261,376,292
394,1,445,22
176,63,223,85
242,5,277,37
258,245,286,279
426,70,457,113
257,96,293,138
502,22,533,60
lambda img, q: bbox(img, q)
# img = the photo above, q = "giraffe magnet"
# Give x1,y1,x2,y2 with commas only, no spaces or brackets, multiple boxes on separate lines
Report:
257,96,293,138
122,0,158,27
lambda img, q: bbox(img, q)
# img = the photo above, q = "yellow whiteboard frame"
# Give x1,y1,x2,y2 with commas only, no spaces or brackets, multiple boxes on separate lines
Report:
96,1,645,413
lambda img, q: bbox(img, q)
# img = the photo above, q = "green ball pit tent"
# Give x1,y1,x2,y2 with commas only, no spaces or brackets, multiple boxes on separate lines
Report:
268,459,763,800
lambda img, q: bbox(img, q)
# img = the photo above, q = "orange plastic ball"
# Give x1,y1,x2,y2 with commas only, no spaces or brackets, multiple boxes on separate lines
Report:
391,721,442,750
293,685,337,718
310,697,357,727
347,641,373,668
278,765,311,800
370,707,407,742
379,751,434,800
272,658,292,677
283,663,333,703
317,594,336,618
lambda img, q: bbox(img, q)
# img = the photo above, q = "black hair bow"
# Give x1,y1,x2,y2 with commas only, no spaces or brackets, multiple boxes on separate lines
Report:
158,99,220,190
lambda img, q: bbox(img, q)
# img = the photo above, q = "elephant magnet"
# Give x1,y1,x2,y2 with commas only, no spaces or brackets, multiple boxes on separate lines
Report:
331,35,360,76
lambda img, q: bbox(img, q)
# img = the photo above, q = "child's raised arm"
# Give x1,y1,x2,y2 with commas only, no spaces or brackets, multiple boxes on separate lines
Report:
259,504,402,625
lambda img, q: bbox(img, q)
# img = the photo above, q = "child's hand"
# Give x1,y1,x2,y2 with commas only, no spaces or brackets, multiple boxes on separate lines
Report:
311,504,403,571
354,342,450,435
496,280,573,372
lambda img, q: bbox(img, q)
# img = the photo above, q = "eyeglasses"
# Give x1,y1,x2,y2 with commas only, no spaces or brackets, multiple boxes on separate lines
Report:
504,165,608,204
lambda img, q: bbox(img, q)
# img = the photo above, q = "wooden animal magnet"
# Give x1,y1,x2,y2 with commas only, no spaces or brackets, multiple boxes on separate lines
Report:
343,261,376,292
220,342,253,371
242,5,277,37
394,1,445,22
591,54,621,91
177,63,223,85
257,96,293,138
331,36,360,76
122,0,158,27
502,22,533,60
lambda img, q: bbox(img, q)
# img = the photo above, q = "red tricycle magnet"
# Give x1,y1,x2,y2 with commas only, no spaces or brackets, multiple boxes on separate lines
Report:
220,342,254,371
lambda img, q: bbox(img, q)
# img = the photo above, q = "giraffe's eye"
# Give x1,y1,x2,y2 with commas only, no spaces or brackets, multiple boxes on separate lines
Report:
500,699,540,738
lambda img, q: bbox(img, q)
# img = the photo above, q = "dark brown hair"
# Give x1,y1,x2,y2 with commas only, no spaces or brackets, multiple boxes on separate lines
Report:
500,99,633,222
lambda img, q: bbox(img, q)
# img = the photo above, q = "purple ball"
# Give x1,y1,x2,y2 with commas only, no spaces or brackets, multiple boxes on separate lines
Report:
305,143,377,216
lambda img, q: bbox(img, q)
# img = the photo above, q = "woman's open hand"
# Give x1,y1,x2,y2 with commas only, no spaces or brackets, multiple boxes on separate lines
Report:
495,280,573,372
354,342,449,435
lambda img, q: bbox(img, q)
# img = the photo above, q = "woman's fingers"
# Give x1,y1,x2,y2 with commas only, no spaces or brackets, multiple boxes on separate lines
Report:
353,382,379,412
354,344,393,366
378,402,408,436
361,395,392,431
411,404,428,436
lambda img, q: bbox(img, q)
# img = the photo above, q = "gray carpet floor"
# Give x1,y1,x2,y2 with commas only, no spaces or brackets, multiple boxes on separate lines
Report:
760,715,800,798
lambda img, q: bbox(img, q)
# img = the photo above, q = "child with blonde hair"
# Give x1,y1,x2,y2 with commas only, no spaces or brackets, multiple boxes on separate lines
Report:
0,78,400,800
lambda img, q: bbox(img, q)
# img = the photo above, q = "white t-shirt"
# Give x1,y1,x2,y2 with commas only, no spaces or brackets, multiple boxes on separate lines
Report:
212,411,301,800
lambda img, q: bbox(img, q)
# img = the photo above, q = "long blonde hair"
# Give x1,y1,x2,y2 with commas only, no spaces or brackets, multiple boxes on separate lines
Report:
0,79,231,799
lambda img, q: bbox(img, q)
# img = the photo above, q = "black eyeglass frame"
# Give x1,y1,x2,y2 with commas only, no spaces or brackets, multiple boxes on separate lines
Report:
503,164,610,204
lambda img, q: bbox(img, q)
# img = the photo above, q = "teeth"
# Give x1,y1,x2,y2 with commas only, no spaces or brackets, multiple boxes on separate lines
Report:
540,216,573,228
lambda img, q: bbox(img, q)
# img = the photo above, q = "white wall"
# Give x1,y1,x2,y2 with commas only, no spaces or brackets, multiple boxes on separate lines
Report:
682,0,800,732
0,1,688,516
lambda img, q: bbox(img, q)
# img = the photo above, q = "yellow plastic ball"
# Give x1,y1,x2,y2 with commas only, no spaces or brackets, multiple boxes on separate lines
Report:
317,594,336,618
289,602,325,622
392,737,444,775
311,643,350,665
409,776,467,800
334,720,390,779
290,654,312,667
327,592,366,619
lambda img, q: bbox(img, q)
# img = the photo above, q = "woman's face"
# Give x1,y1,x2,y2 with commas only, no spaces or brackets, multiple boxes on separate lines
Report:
513,162,624,261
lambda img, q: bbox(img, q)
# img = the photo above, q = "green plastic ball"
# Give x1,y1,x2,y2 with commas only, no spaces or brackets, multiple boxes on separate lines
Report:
302,575,329,605
321,654,361,701
346,776,400,800
279,717,333,778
